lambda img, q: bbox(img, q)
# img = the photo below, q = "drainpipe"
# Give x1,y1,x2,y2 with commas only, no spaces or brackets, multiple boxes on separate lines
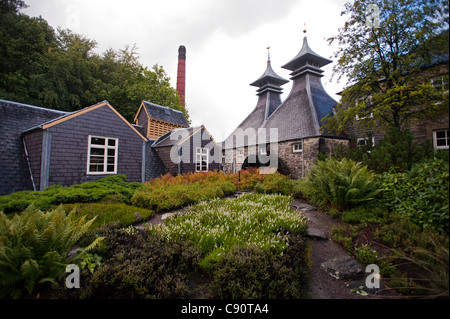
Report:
301,138,305,178
22,136,37,191
177,146,182,175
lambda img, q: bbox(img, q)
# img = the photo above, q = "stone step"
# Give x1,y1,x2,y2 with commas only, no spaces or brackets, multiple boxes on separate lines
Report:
321,254,363,280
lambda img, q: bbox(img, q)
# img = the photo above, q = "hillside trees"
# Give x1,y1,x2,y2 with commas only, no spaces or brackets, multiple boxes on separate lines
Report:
0,0,188,122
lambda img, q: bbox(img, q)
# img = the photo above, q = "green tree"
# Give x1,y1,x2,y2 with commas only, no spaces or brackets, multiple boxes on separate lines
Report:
0,0,27,15
0,11,57,104
0,1,189,122
324,0,449,134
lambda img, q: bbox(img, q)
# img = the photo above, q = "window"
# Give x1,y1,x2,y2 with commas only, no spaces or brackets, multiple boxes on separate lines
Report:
259,147,267,155
356,137,375,147
292,142,302,153
355,112,374,121
431,76,449,92
196,147,209,172
87,136,118,175
237,148,244,156
433,129,449,150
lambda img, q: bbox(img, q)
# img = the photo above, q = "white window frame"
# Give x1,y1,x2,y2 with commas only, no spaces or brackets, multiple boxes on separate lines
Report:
292,142,302,153
356,137,375,147
87,135,118,175
355,112,374,121
237,148,244,156
259,147,267,155
431,75,449,93
196,147,209,172
433,129,449,150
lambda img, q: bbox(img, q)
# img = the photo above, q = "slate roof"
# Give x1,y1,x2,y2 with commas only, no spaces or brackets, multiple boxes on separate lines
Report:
140,101,189,127
0,99,69,195
250,59,289,93
144,140,167,180
223,37,345,149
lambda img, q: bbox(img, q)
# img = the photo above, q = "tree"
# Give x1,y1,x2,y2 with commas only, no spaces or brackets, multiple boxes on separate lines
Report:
324,0,449,134
0,0,27,15
1,1,188,122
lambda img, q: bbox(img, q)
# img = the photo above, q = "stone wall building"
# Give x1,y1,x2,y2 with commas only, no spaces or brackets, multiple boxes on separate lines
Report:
222,37,348,179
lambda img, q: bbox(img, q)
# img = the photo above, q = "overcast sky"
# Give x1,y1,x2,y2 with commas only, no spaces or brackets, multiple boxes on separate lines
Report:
24,0,349,142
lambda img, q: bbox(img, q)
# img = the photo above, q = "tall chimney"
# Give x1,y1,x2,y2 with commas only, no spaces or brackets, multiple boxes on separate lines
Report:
177,45,186,107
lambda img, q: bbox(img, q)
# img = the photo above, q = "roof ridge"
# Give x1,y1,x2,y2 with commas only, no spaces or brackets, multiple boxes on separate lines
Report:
0,99,69,114
143,100,184,114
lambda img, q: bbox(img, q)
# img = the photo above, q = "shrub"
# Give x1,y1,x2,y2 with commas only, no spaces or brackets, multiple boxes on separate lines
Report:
379,158,449,233
209,236,310,299
302,158,382,211
0,205,101,298
254,172,293,196
147,193,308,272
76,224,202,299
62,202,154,230
0,175,142,214
132,172,236,211
234,168,264,190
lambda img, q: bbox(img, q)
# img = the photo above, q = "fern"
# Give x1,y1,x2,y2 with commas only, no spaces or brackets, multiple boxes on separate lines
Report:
0,206,98,298
305,158,381,210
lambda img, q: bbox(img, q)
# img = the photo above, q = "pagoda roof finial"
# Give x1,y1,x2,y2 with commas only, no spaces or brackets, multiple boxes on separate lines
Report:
250,49,289,91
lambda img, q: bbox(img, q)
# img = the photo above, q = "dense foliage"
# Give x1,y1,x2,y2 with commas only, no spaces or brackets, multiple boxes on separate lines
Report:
0,205,101,298
0,175,142,214
0,1,188,122
325,0,449,133
147,193,308,271
77,194,310,299
379,158,449,234
131,172,236,211
331,127,437,173
297,158,382,211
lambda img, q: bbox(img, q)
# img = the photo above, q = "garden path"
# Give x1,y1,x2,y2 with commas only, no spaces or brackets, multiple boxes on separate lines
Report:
133,194,400,299
291,199,400,299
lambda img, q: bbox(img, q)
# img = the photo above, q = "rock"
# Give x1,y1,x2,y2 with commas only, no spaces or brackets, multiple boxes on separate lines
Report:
161,213,175,220
307,228,328,240
294,203,317,211
321,255,363,280
134,212,142,222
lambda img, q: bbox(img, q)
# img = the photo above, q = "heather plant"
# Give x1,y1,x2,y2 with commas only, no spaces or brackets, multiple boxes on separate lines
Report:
254,172,293,196
132,172,236,211
147,193,308,271
0,205,102,298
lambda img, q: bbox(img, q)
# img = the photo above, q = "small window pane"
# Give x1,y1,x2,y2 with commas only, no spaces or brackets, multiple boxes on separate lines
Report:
108,149,115,156
91,137,105,145
436,131,446,139
91,148,105,156
107,165,115,172
108,139,116,146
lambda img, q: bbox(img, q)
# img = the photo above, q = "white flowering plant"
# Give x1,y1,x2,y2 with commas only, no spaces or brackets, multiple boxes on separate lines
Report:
146,193,308,271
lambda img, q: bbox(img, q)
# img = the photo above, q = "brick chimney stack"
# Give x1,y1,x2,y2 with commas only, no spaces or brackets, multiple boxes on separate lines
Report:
177,45,186,107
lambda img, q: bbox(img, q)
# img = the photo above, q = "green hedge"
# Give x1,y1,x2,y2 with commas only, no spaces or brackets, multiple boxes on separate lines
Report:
379,158,449,234
0,175,142,214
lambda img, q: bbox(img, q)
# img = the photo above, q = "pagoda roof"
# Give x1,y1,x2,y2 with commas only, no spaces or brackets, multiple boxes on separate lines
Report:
282,37,332,71
250,59,289,89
